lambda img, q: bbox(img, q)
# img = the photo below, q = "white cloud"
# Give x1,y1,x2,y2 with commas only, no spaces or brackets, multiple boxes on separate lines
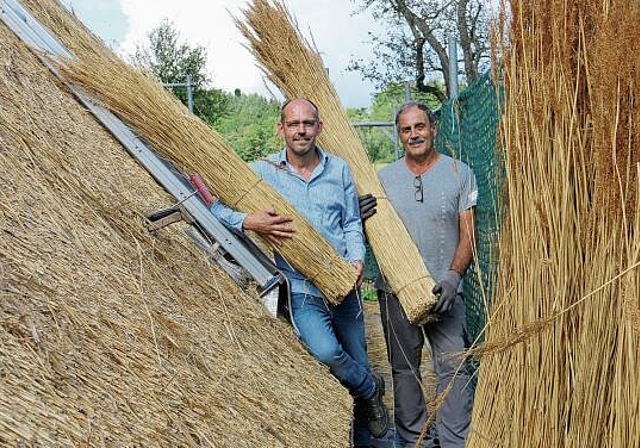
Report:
115,0,381,108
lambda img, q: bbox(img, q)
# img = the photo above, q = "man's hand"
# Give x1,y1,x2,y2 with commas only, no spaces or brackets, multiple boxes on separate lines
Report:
353,260,365,289
243,207,295,246
432,270,461,314
358,194,377,221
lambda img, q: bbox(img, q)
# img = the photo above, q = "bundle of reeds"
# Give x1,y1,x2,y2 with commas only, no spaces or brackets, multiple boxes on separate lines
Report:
236,0,437,324
468,1,640,446
37,3,358,305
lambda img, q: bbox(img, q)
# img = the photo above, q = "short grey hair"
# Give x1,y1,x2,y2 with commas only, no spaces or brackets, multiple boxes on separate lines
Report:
394,101,436,127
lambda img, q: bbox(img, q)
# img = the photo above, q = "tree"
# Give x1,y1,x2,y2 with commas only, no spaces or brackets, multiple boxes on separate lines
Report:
348,107,392,163
349,0,491,104
215,94,282,162
129,20,229,124
349,82,443,164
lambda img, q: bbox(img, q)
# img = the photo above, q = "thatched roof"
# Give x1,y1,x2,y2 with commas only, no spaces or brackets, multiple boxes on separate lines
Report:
0,1,352,445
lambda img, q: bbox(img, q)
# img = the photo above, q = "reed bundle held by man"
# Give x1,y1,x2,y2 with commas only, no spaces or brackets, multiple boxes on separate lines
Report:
236,0,440,323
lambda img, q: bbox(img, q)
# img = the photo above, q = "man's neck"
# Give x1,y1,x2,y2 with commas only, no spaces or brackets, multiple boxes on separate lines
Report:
286,147,320,180
406,150,439,176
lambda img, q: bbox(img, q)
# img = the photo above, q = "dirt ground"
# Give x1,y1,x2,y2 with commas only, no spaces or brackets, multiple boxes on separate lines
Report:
362,297,437,411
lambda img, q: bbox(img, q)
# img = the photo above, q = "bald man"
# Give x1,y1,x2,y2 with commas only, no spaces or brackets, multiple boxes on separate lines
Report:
212,98,388,445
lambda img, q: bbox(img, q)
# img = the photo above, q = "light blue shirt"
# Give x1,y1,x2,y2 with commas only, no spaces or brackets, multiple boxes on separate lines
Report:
211,147,365,298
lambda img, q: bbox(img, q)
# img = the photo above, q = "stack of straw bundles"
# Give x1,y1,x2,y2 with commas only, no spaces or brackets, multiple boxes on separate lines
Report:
468,1,640,446
56,28,357,304
236,0,437,323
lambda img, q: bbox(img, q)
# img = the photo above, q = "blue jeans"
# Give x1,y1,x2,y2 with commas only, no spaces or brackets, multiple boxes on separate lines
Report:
290,290,375,400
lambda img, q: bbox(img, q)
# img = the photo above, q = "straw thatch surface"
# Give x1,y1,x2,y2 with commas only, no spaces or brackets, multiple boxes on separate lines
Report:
469,1,640,446
0,3,354,445
28,0,356,305
235,0,438,324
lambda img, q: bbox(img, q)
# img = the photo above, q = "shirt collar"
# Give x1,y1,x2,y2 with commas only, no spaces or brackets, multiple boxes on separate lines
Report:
277,146,329,168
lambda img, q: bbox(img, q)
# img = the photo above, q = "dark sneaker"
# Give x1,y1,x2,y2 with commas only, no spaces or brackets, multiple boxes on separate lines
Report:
362,372,388,438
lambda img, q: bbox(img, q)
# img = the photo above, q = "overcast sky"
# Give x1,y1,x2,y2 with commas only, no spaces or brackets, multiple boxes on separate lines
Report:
62,0,383,108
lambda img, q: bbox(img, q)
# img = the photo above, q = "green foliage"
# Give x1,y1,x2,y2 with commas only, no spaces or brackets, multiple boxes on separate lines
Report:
372,82,442,115
193,88,230,127
215,94,283,162
129,19,229,125
346,82,447,164
131,19,207,87
355,126,396,164
360,281,378,302
346,108,391,163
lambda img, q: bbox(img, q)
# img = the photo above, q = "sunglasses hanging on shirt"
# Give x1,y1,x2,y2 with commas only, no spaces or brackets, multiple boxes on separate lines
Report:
413,175,423,203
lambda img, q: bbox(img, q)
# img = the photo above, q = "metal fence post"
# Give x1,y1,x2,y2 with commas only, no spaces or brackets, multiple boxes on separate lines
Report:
448,35,458,99
404,80,412,102
186,74,194,113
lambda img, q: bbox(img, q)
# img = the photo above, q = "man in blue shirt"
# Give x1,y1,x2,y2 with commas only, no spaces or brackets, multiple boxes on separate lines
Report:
211,98,388,445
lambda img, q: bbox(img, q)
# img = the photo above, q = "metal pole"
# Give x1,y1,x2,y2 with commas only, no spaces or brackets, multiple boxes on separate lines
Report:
404,80,412,102
448,35,458,99
161,78,194,114
392,106,400,161
186,74,194,113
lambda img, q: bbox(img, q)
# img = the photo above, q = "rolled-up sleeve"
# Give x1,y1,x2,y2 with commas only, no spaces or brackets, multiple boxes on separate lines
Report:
210,200,246,231
341,165,365,263
209,160,264,231
459,166,478,212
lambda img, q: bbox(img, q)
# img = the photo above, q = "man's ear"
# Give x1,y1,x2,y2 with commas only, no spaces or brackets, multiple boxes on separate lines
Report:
276,121,284,137
317,119,324,134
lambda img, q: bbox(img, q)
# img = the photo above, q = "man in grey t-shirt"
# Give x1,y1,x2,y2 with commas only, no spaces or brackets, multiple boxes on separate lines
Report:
360,101,477,448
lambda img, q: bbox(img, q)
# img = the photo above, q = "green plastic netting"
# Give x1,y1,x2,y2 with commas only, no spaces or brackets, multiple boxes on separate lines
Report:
435,70,503,344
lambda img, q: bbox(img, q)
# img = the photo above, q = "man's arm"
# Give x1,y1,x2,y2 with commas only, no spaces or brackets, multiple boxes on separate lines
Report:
243,208,296,246
211,201,296,247
450,165,478,275
432,208,476,314
450,208,476,275
210,160,296,246
211,201,296,246
210,200,247,231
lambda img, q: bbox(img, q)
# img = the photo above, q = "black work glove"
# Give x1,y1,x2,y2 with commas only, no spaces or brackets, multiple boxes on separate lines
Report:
432,270,461,314
358,193,378,221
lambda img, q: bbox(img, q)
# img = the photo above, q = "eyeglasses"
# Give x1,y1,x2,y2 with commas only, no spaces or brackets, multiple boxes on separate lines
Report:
283,120,318,131
413,175,423,202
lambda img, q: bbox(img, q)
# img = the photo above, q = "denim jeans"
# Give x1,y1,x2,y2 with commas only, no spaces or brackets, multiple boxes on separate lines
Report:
290,290,375,400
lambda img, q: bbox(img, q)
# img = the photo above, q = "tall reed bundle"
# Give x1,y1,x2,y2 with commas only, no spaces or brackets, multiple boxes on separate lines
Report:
31,1,356,304
0,4,353,444
236,0,437,323
469,1,640,446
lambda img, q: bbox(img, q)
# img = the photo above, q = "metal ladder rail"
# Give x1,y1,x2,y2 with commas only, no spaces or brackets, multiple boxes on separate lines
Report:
0,0,283,295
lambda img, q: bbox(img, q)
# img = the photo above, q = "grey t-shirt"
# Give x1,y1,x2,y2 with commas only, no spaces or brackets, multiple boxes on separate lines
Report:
375,153,478,291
